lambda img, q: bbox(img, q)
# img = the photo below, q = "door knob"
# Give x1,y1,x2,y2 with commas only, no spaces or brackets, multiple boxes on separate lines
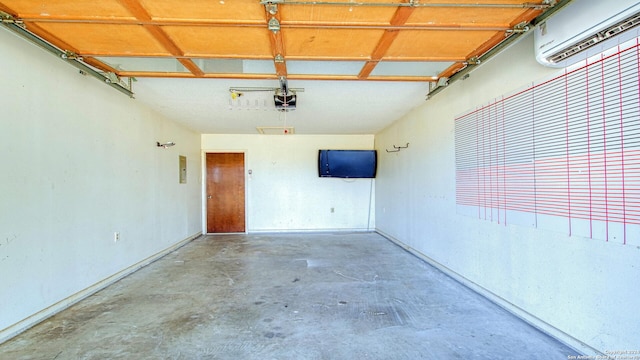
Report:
207,195,212,199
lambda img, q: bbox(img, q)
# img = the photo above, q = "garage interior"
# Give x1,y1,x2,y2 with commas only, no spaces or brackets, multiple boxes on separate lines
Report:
0,0,638,358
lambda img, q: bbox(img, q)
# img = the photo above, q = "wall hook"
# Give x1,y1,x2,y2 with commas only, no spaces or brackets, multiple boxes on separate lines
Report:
386,143,409,153
157,141,175,148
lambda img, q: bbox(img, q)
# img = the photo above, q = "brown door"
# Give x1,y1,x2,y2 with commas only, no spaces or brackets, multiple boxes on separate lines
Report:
206,153,245,233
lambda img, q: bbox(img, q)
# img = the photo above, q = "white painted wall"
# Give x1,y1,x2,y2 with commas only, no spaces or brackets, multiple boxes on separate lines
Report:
202,134,375,232
375,33,640,354
0,28,202,338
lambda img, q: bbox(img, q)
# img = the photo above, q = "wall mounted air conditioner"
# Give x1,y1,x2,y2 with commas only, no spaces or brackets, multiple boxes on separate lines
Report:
534,0,640,67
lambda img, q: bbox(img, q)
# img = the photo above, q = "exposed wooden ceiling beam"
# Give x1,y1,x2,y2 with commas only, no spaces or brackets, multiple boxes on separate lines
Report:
16,17,265,27
79,51,464,63
117,71,279,80
288,74,436,82
435,31,507,79
439,62,466,80
82,57,120,74
117,70,437,82
2,0,544,83
82,53,274,60
262,0,552,10
509,7,544,28
259,1,548,9
358,31,400,78
1,2,127,76
0,1,14,14
437,8,543,80
358,62,380,80
264,5,288,77
19,22,77,56
115,0,204,77
358,3,414,79
14,16,512,32
282,24,509,31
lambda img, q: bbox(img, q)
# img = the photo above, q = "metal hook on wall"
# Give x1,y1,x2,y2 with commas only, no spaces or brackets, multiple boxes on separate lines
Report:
386,142,409,153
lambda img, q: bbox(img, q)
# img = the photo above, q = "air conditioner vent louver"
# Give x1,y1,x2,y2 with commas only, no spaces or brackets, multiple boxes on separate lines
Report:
548,11,640,65
535,0,640,68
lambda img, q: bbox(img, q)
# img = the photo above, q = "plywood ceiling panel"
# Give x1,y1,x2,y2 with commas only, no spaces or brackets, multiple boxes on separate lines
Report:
385,30,500,60
407,8,529,28
4,0,133,19
0,0,549,81
163,26,273,58
33,23,172,56
139,0,266,23
416,0,535,3
281,4,397,25
285,28,385,59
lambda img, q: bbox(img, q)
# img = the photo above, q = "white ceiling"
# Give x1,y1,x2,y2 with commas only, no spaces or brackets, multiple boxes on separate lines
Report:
133,77,431,135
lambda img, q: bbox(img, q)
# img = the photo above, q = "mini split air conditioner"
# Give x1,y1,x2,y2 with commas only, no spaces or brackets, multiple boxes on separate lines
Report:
534,0,640,67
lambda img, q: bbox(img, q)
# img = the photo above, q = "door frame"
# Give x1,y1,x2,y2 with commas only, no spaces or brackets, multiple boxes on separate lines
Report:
201,150,249,234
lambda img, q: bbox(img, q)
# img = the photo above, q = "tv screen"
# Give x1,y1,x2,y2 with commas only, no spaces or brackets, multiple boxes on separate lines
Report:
318,150,377,178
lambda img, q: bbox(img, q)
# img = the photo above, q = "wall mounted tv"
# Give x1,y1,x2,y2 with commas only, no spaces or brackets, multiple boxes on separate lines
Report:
318,150,377,178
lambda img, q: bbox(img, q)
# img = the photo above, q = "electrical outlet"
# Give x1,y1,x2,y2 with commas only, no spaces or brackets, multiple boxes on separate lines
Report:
114,232,120,242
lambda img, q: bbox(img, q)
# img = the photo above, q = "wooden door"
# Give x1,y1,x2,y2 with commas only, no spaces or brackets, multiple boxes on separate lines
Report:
206,153,245,233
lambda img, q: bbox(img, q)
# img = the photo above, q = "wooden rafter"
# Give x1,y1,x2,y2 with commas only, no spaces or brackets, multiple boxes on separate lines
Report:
115,0,204,77
358,2,415,79
20,23,77,57
14,15,511,32
115,70,436,82
1,3,122,75
1,0,549,82
264,4,288,78
0,2,13,14
82,57,120,74
15,17,265,27
439,6,543,80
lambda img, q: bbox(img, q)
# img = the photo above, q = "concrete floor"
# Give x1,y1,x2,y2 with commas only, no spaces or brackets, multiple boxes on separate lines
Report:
1,232,578,360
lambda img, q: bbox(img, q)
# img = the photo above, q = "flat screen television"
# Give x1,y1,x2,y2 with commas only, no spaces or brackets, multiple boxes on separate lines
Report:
318,150,377,178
